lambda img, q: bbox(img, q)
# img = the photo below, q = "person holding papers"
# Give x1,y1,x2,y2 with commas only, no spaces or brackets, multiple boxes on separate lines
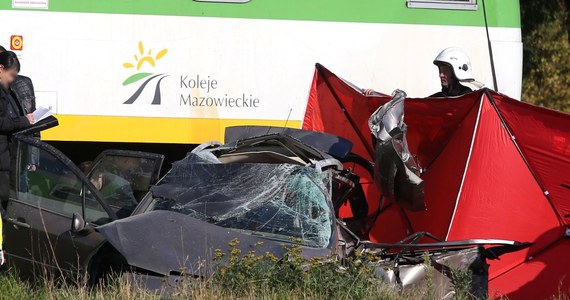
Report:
0,51,34,265
0,46,45,194
0,45,41,174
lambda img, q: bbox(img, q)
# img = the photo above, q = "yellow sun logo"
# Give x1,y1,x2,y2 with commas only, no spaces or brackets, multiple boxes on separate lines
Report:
122,41,170,105
123,41,168,70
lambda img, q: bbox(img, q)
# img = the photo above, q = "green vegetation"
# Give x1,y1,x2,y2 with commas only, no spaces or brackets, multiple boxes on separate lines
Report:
521,0,570,111
0,240,479,300
210,239,400,299
0,269,155,300
2,239,570,299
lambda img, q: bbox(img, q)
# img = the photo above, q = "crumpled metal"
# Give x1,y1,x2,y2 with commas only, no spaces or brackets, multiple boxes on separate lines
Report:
369,89,425,211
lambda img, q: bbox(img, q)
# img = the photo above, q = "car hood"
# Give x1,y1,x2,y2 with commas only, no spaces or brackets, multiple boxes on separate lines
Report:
96,210,332,276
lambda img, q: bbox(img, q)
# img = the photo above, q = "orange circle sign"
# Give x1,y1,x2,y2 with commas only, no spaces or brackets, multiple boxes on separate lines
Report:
10,35,23,51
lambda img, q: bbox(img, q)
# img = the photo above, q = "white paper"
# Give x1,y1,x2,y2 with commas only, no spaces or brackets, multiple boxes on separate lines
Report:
32,106,53,123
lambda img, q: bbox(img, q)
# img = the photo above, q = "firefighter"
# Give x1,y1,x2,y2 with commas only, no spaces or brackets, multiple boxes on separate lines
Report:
430,47,474,97
363,47,476,97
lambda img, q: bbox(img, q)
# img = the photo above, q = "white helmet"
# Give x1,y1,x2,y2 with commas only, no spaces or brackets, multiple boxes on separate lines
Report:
433,47,474,82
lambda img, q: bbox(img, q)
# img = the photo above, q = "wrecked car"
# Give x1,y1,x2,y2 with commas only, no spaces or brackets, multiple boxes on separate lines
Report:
96,124,529,296
97,126,369,287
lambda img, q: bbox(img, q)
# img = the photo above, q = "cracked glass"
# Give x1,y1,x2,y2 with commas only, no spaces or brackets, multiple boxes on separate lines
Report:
147,153,334,248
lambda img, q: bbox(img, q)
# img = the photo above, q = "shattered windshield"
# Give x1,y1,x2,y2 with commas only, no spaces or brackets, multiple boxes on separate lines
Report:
147,153,334,248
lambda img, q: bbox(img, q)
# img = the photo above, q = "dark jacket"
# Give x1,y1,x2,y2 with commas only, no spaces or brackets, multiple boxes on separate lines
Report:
430,84,472,98
11,75,40,165
11,75,35,114
0,87,30,171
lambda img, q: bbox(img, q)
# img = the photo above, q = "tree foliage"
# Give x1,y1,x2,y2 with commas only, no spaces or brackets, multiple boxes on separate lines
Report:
520,0,570,112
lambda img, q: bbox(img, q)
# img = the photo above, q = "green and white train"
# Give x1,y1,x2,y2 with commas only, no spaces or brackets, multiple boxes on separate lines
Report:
0,0,521,145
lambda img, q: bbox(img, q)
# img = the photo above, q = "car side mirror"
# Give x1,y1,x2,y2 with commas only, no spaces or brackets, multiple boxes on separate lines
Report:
71,212,86,233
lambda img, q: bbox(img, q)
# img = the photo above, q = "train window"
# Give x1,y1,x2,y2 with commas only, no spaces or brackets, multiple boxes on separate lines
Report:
407,0,477,10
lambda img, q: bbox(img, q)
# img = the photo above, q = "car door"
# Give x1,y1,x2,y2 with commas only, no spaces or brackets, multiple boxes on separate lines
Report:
3,135,117,277
86,150,164,219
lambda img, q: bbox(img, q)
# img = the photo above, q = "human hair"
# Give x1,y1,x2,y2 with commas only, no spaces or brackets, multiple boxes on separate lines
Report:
0,45,6,52
0,51,20,72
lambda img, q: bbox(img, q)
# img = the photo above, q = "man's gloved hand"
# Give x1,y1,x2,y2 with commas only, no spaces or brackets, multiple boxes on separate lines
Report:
0,250,5,265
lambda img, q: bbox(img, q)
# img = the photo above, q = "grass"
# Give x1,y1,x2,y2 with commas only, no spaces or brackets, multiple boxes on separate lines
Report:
0,266,409,300
1,241,567,300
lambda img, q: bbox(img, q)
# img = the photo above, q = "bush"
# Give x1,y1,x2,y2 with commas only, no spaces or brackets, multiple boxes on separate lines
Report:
520,0,570,111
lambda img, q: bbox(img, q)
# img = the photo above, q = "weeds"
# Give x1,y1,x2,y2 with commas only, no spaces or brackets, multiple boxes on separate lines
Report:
209,238,390,299
0,240,525,300
449,267,473,300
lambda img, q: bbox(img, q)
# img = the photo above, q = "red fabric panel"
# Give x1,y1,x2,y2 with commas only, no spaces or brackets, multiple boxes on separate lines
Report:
402,96,481,169
403,97,482,238
369,204,413,243
302,65,388,161
448,98,563,278
302,69,325,132
493,93,570,225
489,238,570,300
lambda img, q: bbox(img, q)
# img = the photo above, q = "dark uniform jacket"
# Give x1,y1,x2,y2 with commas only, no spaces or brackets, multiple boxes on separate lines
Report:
430,84,472,98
